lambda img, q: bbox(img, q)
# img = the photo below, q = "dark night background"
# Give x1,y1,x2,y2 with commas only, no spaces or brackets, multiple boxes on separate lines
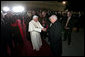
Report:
1,0,85,11
57,0,84,11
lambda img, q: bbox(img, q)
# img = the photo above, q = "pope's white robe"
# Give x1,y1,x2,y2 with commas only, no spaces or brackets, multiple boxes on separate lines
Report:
28,20,43,51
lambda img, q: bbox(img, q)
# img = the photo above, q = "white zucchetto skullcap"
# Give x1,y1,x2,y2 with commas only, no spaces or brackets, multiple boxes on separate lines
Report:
33,15,38,19
49,15,58,20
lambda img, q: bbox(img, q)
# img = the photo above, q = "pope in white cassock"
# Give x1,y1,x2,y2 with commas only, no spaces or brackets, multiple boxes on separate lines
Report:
29,15,46,51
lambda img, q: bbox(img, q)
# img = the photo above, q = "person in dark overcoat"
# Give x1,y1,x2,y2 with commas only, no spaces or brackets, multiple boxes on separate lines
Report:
47,15,62,56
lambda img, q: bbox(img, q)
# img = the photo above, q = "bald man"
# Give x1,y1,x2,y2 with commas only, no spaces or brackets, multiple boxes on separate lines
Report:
48,15,62,56
29,15,46,51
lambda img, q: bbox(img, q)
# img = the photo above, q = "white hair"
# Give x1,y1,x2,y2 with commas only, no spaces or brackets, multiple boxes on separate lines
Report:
49,15,58,20
33,15,38,19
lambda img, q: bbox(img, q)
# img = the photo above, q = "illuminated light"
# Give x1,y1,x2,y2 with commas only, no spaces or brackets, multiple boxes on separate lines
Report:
3,7,10,12
62,1,66,5
12,6,24,12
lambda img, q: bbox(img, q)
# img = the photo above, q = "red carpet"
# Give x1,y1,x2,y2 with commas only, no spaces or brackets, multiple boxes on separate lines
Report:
7,39,53,56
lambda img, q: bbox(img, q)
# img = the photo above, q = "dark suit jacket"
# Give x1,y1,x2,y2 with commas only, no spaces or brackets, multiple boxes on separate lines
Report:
63,16,75,29
47,21,62,56
48,21,62,43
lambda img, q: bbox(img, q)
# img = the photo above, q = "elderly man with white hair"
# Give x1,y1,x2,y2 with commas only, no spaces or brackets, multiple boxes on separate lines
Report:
48,15,62,56
29,15,46,51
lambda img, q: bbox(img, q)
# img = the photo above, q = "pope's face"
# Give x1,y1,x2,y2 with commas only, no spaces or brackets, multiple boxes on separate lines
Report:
34,17,38,22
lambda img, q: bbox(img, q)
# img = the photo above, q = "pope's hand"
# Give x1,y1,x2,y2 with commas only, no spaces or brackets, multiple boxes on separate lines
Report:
44,28,47,31
42,28,47,31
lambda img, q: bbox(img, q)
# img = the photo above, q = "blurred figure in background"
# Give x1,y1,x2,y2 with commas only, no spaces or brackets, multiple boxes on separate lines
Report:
1,11,14,56
40,11,48,39
64,11,74,45
41,20,47,39
1,11,7,56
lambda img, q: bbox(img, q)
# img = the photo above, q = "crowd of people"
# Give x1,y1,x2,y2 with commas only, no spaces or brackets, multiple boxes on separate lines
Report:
1,8,82,56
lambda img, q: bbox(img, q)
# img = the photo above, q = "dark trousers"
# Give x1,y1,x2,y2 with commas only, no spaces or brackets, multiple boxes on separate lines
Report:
41,31,47,39
50,39,62,56
64,29,72,45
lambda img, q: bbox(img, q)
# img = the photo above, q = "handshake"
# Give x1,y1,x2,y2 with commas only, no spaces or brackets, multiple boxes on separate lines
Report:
42,28,47,31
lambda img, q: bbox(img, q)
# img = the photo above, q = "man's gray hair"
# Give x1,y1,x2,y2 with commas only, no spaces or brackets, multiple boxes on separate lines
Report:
33,15,38,19
49,15,58,20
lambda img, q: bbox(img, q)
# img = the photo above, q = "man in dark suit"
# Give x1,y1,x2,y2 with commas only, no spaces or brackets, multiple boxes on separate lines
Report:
1,12,7,56
1,11,13,56
63,11,74,45
47,15,62,56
